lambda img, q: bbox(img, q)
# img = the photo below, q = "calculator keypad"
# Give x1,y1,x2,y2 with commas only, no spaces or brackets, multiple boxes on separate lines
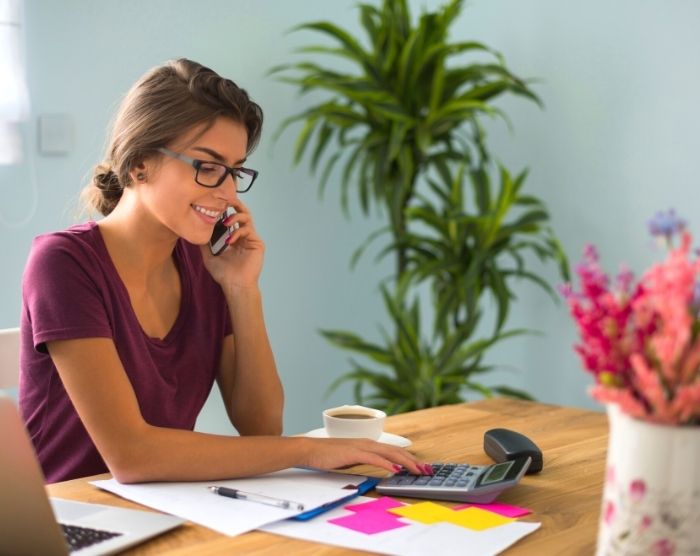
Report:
384,463,480,490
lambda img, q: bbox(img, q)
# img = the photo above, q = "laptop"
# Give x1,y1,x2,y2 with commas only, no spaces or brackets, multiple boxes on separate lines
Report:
0,395,184,555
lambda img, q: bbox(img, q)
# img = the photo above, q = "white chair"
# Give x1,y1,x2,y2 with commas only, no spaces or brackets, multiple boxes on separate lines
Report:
0,327,20,390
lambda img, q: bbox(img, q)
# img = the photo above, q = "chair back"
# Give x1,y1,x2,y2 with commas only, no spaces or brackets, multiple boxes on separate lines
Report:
0,327,20,390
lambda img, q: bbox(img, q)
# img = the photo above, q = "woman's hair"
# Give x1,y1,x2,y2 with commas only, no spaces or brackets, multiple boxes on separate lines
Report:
82,58,263,216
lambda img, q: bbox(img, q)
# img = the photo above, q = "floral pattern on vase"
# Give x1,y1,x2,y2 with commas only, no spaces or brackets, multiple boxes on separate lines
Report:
596,405,700,555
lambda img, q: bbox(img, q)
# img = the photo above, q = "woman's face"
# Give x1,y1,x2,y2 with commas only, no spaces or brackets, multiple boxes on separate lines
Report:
136,116,249,245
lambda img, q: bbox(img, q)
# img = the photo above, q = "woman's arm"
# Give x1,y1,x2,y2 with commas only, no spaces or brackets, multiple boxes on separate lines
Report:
202,198,282,435
216,285,283,435
47,337,425,483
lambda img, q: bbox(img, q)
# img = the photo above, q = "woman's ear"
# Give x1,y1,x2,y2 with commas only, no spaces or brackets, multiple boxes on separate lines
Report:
129,160,148,183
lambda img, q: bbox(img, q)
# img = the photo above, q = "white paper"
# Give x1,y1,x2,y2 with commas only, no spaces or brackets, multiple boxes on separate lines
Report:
91,468,367,537
262,495,541,556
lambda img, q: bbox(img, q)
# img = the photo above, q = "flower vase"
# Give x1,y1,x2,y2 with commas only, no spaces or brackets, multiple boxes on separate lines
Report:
596,404,700,555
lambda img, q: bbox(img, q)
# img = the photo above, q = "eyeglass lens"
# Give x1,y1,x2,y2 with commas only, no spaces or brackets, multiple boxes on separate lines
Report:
196,162,253,191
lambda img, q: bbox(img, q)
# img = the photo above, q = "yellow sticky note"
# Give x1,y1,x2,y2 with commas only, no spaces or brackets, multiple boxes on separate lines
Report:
447,507,514,530
388,502,456,524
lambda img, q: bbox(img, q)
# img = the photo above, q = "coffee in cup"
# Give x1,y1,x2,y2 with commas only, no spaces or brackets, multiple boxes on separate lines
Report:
322,405,386,440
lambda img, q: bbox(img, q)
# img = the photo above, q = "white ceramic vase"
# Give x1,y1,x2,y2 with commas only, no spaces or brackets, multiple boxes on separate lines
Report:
596,404,700,555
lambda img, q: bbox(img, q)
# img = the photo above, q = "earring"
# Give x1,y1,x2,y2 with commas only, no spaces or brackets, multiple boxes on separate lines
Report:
136,173,146,181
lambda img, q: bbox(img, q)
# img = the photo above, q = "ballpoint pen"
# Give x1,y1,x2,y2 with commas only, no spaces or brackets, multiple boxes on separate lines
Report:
208,486,305,511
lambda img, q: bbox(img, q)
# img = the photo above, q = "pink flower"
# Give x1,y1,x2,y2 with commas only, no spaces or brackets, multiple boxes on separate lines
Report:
652,538,675,556
629,479,646,502
563,214,700,425
603,501,615,525
605,465,615,485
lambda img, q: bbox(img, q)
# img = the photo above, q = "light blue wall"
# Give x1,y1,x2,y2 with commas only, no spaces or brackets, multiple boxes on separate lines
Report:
2,0,699,435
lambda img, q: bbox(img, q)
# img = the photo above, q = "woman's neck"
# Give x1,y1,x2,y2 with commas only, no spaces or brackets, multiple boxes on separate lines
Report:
97,195,179,283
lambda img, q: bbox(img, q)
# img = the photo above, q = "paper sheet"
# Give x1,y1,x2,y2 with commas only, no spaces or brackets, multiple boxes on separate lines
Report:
91,468,367,537
388,501,459,524
262,495,541,556
328,509,410,535
453,502,532,518
388,501,514,530
345,496,406,513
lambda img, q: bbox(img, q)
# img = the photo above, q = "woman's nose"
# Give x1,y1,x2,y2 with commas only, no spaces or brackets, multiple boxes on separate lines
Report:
214,174,239,203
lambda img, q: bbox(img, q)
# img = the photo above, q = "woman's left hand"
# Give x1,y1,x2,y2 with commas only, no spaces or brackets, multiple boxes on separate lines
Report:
201,198,265,289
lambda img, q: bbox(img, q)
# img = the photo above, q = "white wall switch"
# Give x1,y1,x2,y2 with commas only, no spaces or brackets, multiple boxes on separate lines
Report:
38,114,73,155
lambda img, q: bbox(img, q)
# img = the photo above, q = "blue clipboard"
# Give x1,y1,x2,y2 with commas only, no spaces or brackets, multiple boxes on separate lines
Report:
289,477,381,521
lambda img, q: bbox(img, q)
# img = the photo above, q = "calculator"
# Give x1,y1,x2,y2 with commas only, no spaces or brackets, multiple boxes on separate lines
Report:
376,457,531,504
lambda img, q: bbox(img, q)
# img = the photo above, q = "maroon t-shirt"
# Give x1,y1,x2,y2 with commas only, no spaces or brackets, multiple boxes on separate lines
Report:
19,221,232,483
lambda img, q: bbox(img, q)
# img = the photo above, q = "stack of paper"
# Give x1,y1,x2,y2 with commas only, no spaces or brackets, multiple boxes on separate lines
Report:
92,468,368,536
262,495,540,556
93,470,540,555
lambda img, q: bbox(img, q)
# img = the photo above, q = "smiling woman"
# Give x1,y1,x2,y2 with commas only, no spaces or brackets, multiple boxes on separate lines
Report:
17,58,428,485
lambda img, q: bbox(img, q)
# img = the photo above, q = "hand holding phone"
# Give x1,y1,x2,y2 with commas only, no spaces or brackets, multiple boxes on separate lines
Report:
209,207,237,256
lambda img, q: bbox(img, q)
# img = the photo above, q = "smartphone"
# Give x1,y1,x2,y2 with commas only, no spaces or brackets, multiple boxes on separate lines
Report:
209,207,236,256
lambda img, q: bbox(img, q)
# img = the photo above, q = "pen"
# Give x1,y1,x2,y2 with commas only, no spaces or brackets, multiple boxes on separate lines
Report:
208,486,305,511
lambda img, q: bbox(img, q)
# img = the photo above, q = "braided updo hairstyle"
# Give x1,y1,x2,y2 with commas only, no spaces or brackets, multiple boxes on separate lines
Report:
82,59,263,216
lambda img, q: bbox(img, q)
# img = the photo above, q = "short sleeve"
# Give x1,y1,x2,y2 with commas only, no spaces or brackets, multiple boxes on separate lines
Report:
23,233,113,353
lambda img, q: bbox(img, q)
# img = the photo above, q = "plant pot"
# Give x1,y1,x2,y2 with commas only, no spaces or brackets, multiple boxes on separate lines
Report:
596,404,700,555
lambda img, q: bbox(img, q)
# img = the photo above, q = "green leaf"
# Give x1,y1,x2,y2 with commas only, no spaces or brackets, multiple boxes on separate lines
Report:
318,151,342,200
293,21,378,77
464,381,494,398
293,117,318,165
492,385,536,401
350,226,391,269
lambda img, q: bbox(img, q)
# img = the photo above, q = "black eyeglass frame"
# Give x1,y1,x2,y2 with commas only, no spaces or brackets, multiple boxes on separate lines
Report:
157,147,259,192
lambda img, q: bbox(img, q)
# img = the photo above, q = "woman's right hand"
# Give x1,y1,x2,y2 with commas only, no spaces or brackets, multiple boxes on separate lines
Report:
301,437,431,476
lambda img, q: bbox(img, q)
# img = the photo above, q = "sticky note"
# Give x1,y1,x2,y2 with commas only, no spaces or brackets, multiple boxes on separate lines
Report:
447,507,514,530
328,509,410,535
388,501,457,524
345,497,406,513
452,502,532,518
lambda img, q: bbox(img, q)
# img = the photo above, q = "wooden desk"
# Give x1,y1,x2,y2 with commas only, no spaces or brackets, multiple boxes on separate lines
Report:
47,399,608,555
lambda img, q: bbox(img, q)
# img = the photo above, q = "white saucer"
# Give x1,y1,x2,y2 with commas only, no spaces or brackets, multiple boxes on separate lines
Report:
303,428,412,448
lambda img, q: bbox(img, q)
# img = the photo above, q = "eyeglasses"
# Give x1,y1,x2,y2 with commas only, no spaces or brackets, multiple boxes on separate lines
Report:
157,147,259,193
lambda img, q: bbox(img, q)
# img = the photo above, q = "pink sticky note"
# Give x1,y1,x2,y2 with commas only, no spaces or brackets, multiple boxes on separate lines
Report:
452,502,532,518
345,496,406,513
328,509,410,535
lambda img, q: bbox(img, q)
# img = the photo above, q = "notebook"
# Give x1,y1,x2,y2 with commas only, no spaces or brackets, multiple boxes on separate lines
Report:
0,394,184,555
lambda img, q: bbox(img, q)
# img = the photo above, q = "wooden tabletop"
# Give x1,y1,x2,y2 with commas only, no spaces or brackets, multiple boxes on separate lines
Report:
47,398,608,555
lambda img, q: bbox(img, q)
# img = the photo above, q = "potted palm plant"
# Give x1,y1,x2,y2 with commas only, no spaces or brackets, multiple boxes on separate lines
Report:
274,0,568,413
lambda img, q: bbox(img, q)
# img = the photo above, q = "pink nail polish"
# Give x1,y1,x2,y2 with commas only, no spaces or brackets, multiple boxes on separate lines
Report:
393,464,402,472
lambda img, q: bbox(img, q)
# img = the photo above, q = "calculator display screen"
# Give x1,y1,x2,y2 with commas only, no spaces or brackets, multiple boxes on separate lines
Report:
480,461,514,485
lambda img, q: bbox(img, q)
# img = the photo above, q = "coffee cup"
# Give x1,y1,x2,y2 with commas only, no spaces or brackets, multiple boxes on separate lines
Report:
322,405,386,440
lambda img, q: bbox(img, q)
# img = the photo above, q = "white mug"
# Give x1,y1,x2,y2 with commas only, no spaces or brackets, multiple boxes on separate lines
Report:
322,405,386,440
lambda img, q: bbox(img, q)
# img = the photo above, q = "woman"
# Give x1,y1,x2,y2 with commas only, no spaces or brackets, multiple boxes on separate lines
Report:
19,59,427,483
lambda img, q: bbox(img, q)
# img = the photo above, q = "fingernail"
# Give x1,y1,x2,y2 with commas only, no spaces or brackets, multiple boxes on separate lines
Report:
393,464,402,472
422,464,433,475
